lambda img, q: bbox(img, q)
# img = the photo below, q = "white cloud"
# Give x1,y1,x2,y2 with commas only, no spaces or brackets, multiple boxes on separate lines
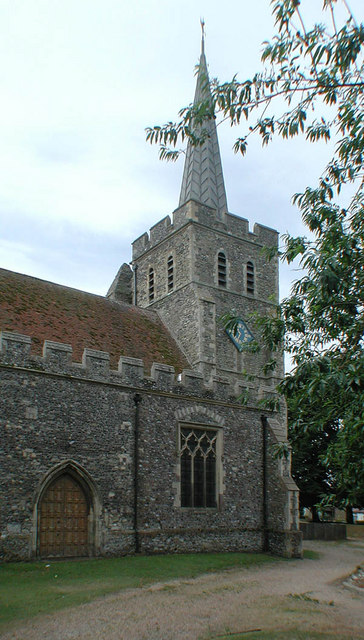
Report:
0,0,361,295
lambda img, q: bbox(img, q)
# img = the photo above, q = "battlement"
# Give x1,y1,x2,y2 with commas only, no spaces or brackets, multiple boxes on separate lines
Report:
132,201,278,260
0,330,278,407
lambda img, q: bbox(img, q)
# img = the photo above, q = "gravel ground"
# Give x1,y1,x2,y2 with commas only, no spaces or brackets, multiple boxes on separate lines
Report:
2,540,364,640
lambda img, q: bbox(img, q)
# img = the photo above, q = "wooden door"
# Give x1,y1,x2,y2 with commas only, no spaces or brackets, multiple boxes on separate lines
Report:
39,473,89,557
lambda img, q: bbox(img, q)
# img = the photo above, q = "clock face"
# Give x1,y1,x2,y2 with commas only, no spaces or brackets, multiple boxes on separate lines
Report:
226,318,254,352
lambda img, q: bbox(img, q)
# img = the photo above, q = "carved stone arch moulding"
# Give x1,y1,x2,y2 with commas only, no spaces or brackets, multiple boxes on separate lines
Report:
32,459,101,558
174,405,225,428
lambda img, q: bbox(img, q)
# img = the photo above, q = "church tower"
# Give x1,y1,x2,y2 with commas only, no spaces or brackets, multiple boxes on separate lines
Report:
132,35,282,397
0,29,302,563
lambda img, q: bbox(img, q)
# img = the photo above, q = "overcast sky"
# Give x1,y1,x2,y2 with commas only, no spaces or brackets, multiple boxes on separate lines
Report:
0,0,362,299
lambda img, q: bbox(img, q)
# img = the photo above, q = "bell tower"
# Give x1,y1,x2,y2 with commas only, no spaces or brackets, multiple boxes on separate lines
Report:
131,34,282,392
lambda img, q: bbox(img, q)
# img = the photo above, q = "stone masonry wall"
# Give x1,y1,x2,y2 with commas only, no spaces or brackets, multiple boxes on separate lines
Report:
132,201,279,260
134,225,192,308
192,223,278,303
0,331,301,560
132,204,283,385
151,286,200,368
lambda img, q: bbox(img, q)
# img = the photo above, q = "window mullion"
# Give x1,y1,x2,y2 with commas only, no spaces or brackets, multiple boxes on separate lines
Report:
203,456,207,508
191,453,194,508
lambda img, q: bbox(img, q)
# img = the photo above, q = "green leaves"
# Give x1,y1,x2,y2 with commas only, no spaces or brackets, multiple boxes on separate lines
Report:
281,234,307,262
271,441,290,461
147,1,364,510
261,1,364,510
147,0,363,177
306,119,331,142
145,97,216,161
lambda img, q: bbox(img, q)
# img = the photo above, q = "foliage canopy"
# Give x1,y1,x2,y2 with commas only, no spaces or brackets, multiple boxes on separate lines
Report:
147,0,364,509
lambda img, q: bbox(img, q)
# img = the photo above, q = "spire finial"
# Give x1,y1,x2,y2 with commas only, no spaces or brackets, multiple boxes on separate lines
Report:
179,25,228,217
200,18,205,54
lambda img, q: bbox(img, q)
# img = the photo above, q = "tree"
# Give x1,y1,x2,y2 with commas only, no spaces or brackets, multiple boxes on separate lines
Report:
285,362,343,521
147,0,364,510
287,418,339,522
283,349,364,516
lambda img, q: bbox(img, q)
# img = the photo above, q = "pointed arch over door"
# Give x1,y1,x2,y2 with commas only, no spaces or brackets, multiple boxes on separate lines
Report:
37,462,98,558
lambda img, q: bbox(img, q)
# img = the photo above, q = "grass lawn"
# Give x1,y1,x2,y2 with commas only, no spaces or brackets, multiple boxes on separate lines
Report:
0,551,279,630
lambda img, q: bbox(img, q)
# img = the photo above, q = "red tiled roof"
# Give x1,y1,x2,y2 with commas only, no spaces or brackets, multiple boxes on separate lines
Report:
0,268,189,373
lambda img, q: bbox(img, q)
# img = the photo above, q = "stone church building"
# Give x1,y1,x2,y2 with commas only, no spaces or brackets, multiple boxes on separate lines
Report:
0,39,301,560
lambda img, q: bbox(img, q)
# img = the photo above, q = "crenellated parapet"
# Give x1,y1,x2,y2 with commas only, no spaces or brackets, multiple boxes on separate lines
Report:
132,201,278,260
0,331,32,363
0,330,279,408
132,216,173,259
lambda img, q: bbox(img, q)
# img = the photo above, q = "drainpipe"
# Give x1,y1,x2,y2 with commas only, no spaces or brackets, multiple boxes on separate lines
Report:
133,393,142,553
261,415,269,553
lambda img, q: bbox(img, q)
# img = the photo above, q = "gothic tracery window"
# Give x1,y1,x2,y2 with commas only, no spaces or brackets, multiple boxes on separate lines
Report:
246,261,254,295
217,252,227,288
180,426,217,508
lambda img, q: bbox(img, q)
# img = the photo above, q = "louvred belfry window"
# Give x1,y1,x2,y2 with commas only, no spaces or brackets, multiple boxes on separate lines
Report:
217,252,227,287
180,427,217,508
148,268,155,301
247,261,254,295
167,255,174,292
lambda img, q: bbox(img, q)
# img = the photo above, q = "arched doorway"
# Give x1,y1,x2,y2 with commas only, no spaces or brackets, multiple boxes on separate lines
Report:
38,473,90,558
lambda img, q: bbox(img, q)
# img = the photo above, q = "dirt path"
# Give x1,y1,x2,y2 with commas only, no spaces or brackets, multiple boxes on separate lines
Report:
2,540,364,640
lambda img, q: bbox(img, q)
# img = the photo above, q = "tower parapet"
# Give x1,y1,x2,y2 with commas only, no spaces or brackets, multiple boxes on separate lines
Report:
133,201,278,261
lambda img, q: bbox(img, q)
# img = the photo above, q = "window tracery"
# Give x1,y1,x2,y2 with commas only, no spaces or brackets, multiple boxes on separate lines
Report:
180,426,217,508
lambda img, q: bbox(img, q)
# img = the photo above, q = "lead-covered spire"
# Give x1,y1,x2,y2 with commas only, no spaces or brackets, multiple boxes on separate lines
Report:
179,26,228,216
